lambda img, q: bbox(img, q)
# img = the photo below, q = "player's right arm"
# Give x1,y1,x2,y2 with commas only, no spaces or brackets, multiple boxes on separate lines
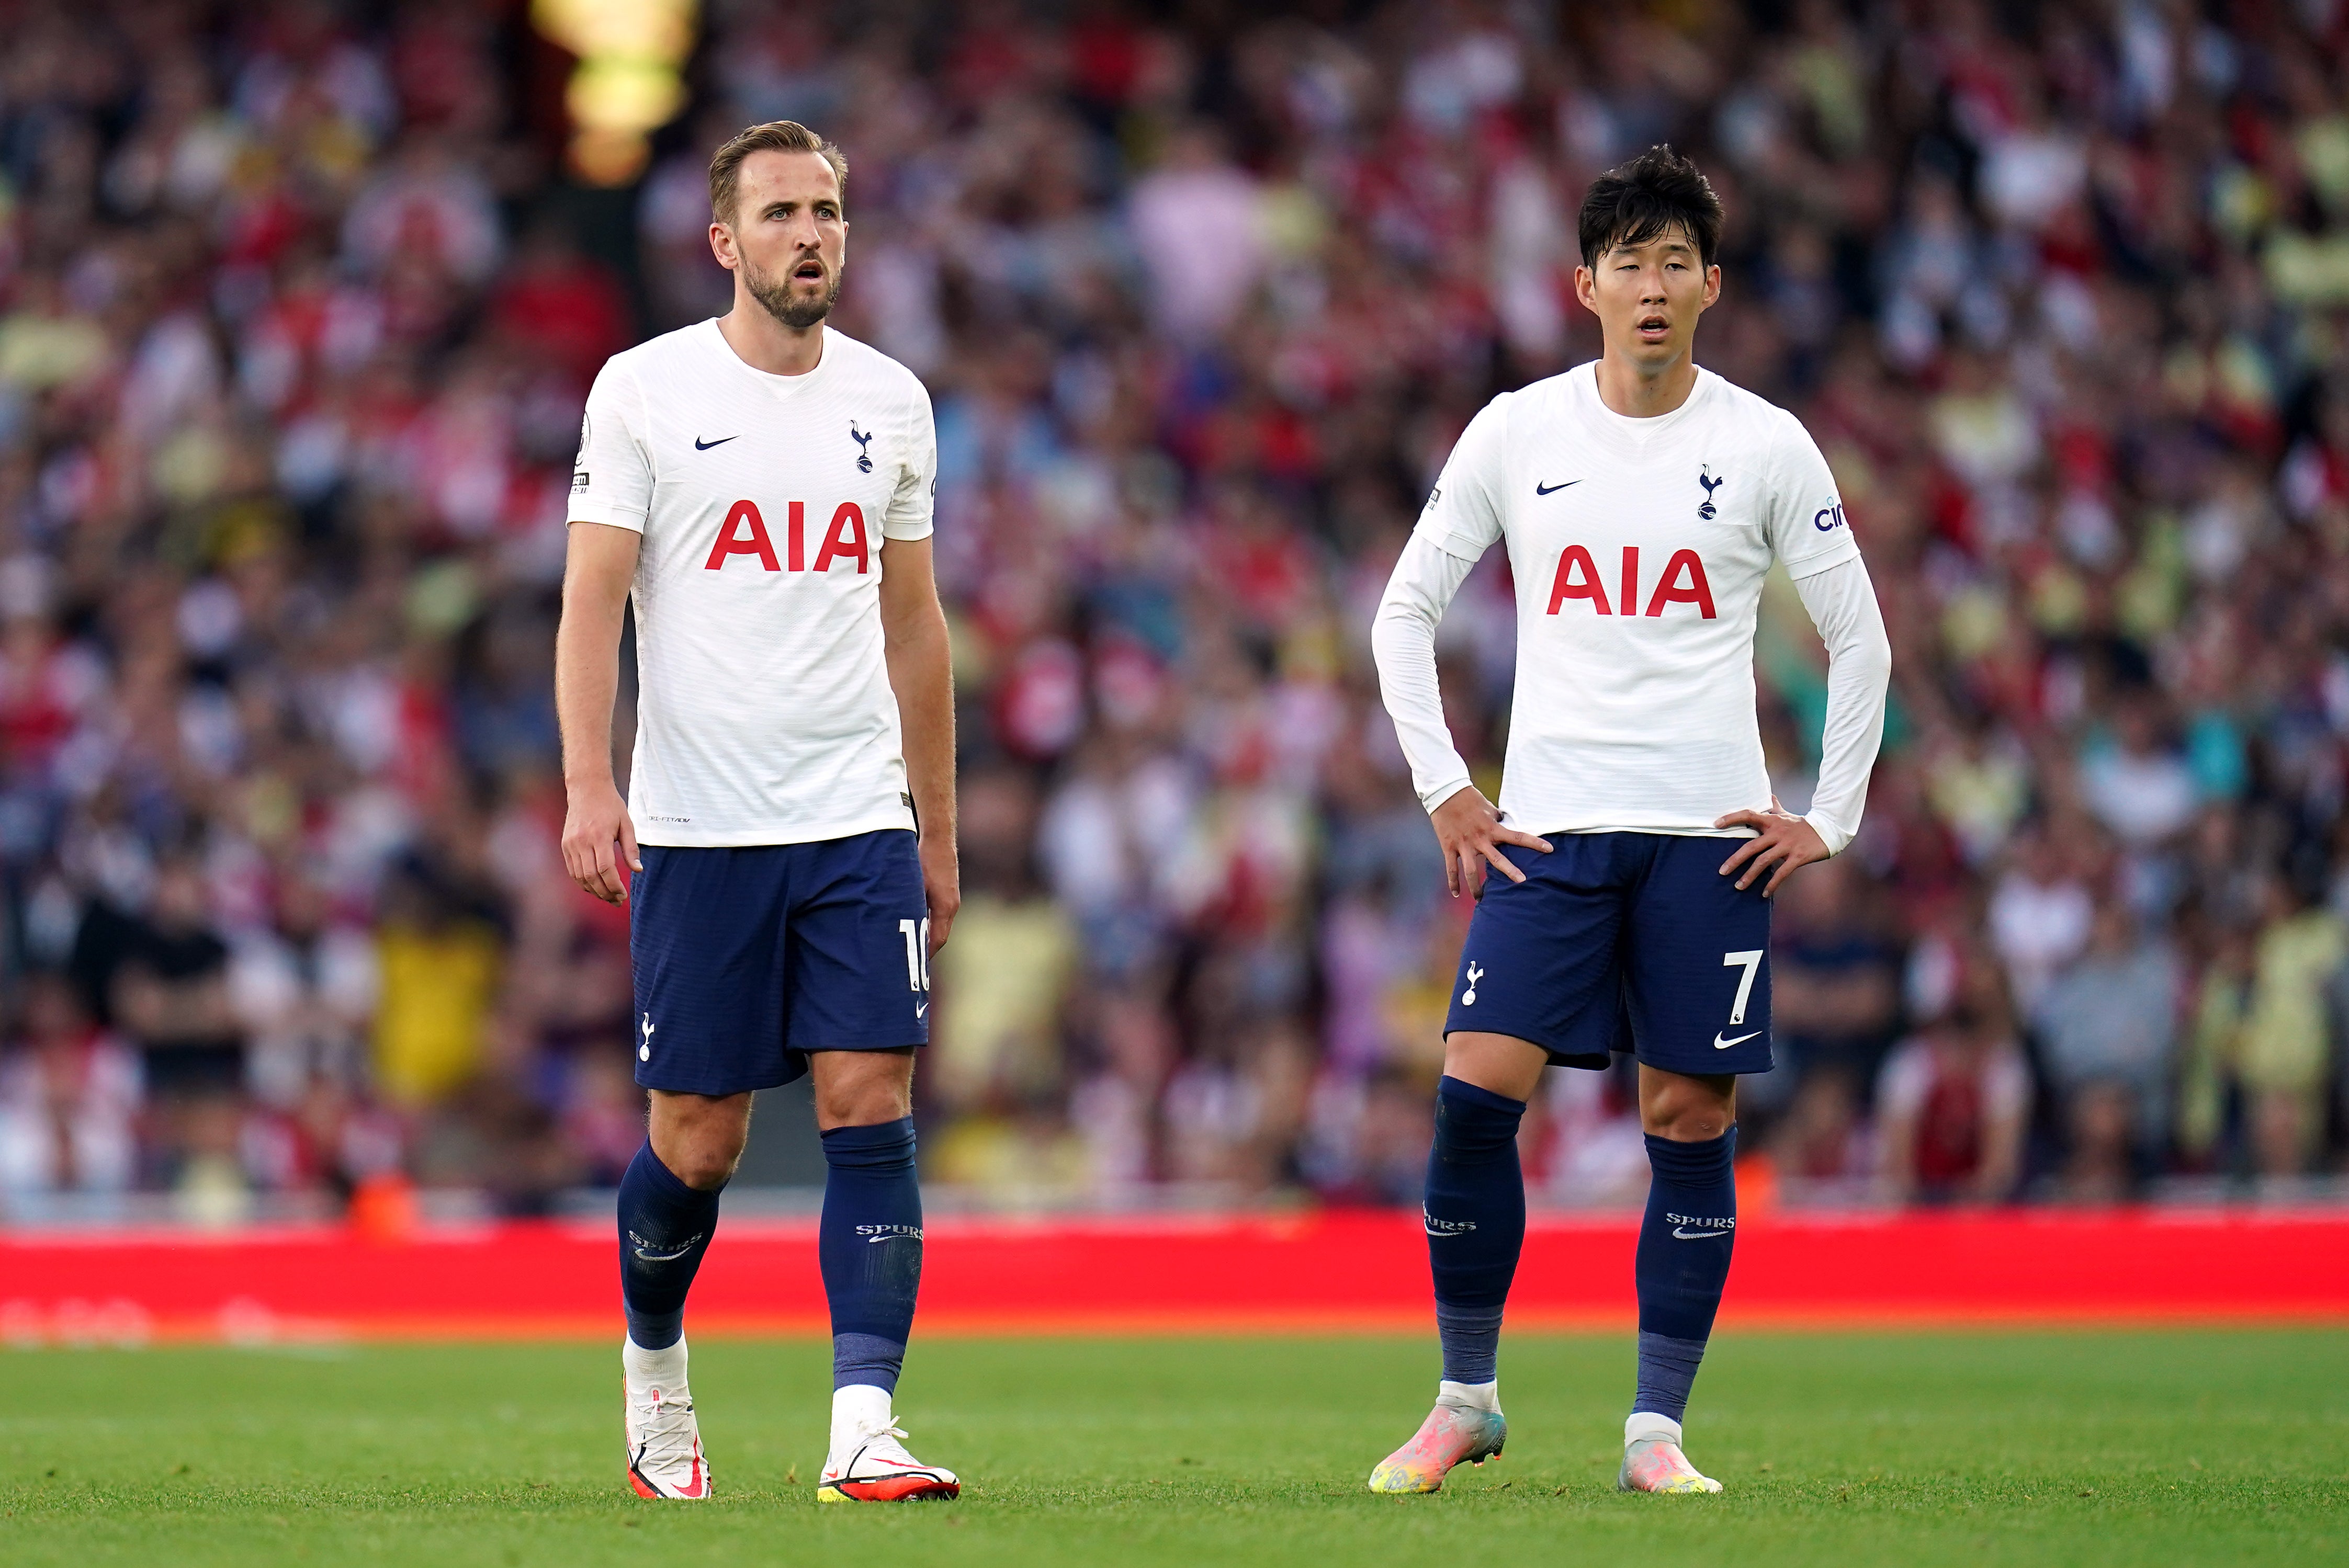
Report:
1371,396,1553,897
557,522,642,904
558,361,656,905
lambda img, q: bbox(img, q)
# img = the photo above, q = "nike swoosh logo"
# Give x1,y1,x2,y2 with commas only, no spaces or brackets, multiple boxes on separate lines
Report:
1535,480,1579,495
693,435,738,450
629,1438,706,1499
633,1244,699,1263
915,1003,928,1019
1714,1030,1759,1050
1672,1226,1731,1240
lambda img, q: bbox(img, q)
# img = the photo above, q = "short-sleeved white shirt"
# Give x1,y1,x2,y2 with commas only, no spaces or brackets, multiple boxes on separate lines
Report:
570,321,936,847
1417,362,1860,838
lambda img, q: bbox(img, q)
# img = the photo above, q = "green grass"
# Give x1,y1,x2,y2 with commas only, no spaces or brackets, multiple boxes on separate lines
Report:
1,1331,2341,1566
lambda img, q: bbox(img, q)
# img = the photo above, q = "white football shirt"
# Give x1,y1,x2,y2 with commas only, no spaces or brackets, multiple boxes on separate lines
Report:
1390,362,1864,840
569,320,936,847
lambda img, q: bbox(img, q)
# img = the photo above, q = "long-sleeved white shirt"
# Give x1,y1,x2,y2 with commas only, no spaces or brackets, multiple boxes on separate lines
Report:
1370,363,1892,855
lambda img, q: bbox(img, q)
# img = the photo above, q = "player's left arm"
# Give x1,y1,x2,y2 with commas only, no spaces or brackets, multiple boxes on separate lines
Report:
1715,558,1891,891
878,363,958,958
879,382,956,952
878,535,957,953
1717,426,1893,895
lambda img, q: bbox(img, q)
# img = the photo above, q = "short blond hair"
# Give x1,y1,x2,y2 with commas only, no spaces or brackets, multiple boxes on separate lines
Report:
708,121,848,225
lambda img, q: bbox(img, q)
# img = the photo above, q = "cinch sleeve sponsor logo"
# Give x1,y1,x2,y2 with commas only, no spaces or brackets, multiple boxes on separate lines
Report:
1665,1211,1734,1239
627,1228,706,1263
1546,546,1717,619
704,500,871,574
1813,502,1848,531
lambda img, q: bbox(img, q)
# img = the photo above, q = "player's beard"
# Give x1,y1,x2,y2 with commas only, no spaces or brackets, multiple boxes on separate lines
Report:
746,253,843,330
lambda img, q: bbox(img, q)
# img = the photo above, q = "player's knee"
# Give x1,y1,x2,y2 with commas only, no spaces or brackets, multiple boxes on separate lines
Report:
666,1132,746,1190
815,1082,913,1131
1645,1105,1733,1142
649,1093,752,1189
1640,1073,1736,1141
811,1051,916,1131
1440,1032,1548,1103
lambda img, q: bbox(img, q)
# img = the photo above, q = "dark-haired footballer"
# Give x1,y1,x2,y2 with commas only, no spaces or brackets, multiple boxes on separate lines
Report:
1367,146,1892,1495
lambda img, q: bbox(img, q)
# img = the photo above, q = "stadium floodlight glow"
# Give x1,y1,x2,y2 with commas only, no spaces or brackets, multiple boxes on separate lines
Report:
532,0,698,187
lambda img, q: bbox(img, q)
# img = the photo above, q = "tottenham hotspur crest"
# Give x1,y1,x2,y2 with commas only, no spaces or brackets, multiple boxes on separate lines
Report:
850,421,874,473
1697,464,1723,520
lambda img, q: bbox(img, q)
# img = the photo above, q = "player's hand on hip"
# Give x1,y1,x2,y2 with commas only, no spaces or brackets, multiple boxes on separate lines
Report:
1429,786,1551,897
920,834,959,954
561,780,641,905
1713,793,1828,896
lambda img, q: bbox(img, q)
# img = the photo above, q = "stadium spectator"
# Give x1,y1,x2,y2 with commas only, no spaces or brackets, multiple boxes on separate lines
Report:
2034,901,2183,1186
368,855,505,1110
1771,1066,1872,1194
0,971,139,1198
1766,854,1902,1099
77,854,243,1101
227,870,377,1109
2234,876,2347,1178
1875,965,2032,1206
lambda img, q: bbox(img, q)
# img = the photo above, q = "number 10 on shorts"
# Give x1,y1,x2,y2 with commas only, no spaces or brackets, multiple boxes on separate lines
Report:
898,918,932,992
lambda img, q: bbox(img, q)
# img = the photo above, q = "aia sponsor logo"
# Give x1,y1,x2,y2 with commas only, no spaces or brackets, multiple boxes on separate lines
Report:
1546,544,1716,620
705,499,870,574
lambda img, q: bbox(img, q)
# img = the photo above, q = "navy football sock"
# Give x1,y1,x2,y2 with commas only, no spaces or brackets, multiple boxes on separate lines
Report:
1632,1128,1737,1422
1424,1075,1528,1387
617,1142,722,1351
820,1117,923,1394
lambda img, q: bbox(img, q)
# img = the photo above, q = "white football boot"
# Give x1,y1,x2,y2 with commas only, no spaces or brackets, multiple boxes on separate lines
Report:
623,1338,710,1500
818,1384,961,1503
1367,1382,1508,1493
1617,1412,1721,1493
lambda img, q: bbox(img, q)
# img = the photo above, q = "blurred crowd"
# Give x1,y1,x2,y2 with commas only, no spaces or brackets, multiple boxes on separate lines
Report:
7,0,2349,1220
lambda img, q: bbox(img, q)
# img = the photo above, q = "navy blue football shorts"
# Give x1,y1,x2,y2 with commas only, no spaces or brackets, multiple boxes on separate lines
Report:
629,829,931,1096
1444,831,1774,1078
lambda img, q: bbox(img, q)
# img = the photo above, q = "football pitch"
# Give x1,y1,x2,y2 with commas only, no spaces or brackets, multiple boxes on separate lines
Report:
1,1329,2340,1566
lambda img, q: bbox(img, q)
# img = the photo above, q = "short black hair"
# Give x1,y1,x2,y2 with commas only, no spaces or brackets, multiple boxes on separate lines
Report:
1578,144,1724,269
